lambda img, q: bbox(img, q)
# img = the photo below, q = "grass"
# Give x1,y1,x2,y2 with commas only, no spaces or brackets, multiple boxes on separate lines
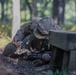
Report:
0,37,11,46
37,70,67,75
61,24,76,31
0,23,12,46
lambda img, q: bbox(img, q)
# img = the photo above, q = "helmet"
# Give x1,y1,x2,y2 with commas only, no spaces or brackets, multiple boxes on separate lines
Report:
32,17,42,22
30,17,42,29
34,17,61,39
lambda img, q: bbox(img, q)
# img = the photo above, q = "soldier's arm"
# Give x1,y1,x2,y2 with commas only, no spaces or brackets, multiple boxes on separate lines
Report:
13,24,30,41
12,23,32,47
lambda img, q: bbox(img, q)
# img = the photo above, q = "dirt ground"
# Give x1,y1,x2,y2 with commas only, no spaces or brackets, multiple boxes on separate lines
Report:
0,47,76,75
0,47,52,75
0,56,52,75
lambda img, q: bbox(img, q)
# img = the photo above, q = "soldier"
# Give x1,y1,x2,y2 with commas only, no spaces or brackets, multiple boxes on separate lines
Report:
2,17,61,62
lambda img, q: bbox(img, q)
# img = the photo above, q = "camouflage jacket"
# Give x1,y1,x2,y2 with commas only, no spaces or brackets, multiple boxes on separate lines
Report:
13,21,37,42
13,20,61,52
13,22,49,52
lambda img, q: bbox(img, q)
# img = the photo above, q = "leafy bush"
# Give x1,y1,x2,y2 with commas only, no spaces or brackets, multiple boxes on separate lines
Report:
0,22,12,46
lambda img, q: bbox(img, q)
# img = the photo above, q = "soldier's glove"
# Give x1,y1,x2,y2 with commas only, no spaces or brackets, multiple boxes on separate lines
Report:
42,53,51,62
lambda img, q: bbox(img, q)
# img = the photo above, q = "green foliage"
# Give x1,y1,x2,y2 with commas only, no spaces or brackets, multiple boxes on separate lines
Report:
65,0,76,24
0,22,11,46
0,37,11,46
61,24,76,31
36,70,67,75
0,0,75,25
0,0,75,46
0,22,12,37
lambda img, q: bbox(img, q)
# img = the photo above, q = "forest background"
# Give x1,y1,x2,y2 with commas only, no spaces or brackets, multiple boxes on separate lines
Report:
0,0,76,46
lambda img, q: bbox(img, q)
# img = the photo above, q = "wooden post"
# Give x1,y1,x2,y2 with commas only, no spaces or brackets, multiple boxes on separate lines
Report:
12,0,20,39
68,51,76,70
49,30,76,71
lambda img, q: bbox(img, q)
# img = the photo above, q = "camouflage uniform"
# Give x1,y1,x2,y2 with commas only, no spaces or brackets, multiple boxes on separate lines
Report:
3,17,61,57
2,18,42,56
2,17,61,75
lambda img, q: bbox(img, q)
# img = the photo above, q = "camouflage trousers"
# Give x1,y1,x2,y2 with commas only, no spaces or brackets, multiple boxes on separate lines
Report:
2,42,52,75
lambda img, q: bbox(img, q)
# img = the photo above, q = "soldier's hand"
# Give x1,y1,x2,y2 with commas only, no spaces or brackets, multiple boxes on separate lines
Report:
42,53,51,61
13,41,23,47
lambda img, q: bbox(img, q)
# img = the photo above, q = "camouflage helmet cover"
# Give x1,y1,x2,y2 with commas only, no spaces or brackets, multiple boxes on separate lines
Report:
30,17,42,29
34,17,61,39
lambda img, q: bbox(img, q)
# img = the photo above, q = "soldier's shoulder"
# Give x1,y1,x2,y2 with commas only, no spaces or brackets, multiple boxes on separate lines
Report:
20,22,31,28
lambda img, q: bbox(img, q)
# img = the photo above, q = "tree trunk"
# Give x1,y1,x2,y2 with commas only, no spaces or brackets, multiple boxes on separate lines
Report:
6,0,9,20
52,0,65,25
41,0,50,17
52,0,59,24
26,0,32,20
75,1,76,23
31,0,37,19
12,0,20,38
58,0,65,24
1,2,4,21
